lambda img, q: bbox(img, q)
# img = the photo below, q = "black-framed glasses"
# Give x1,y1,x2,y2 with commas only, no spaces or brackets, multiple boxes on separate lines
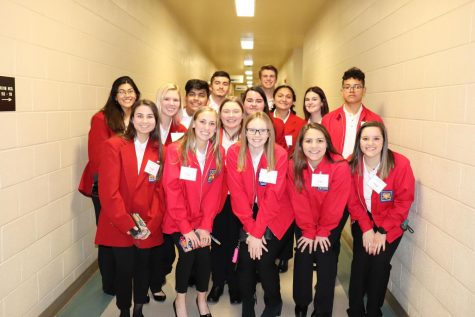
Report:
246,128,269,135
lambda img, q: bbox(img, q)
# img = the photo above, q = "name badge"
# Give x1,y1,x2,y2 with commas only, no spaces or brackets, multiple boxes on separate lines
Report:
258,169,278,185
179,166,197,181
144,160,160,177
285,135,293,147
380,190,393,202
367,175,386,194
171,132,184,142
311,173,329,191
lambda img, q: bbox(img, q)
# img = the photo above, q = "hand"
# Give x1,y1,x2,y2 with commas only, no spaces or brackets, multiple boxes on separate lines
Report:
247,235,265,260
297,236,314,254
362,229,375,253
315,236,331,253
183,231,201,249
371,232,386,255
195,229,211,247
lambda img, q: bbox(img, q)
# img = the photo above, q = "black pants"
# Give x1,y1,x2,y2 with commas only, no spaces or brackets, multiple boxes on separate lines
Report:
347,222,401,317
334,207,350,261
238,230,286,317
112,246,153,310
210,196,241,293
293,228,339,316
172,232,211,293
149,234,175,293
276,221,294,262
92,183,116,294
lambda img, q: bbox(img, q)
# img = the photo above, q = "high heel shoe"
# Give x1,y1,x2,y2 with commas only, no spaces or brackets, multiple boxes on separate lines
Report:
152,289,166,302
261,301,283,317
295,305,308,317
196,298,212,317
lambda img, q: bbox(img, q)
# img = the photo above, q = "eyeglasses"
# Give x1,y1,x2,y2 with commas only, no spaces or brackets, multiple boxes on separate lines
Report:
118,89,136,96
342,85,363,91
246,128,269,135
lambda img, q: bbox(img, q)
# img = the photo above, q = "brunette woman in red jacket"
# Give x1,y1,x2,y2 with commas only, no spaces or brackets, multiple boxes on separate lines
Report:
162,107,225,317
96,99,164,317
227,112,294,317
287,123,351,317
346,121,415,317
79,76,140,296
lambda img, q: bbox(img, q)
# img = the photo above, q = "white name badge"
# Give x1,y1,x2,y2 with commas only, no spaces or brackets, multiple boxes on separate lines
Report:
285,135,293,147
179,166,197,181
144,160,160,176
258,169,278,185
367,175,386,194
171,132,184,142
311,173,329,189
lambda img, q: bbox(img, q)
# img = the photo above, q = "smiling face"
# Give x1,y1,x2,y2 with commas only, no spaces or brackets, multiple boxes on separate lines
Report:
304,91,323,116
359,126,384,159
210,76,230,98
243,90,265,115
246,117,269,150
259,69,277,89
160,89,180,118
115,83,137,111
132,105,156,139
274,87,294,111
193,110,217,144
302,128,327,168
185,88,209,114
220,101,243,131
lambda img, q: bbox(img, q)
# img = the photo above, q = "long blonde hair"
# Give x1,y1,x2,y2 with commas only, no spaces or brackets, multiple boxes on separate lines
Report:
237,112,276,171
178,107,222,173
156,83,182,125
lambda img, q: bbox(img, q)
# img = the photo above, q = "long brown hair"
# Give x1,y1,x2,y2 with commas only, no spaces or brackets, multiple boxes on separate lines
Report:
177,107,222,174
123,99,163,179
237,112,276,171
292,123,340,191
219,97,244,141
349,121,394,180
303,86,329,120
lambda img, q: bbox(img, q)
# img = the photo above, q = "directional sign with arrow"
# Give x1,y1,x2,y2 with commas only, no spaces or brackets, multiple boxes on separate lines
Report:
0,76,15,111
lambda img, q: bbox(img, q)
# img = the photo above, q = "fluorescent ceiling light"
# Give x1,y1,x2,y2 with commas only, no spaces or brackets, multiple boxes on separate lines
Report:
245,70,253,75
246,75,253,80
247,81,253,86
241,38,254,50
244,56,253,66
235,0,255,17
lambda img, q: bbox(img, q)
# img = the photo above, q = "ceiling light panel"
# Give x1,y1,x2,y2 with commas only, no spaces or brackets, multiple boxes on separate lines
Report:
235,0,255,17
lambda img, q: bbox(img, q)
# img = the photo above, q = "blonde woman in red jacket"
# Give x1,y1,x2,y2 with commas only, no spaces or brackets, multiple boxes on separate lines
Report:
162,107,225,317
287,123,351,317
96,99,164,317
227,112,294,317
347,121,415,317
156,83,187,145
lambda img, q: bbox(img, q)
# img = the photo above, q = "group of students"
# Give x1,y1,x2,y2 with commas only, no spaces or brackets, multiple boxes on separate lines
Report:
78,67,415,317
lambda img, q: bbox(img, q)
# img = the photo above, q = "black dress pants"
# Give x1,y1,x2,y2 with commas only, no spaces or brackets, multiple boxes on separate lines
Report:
347,222,401,317
149,234,175,293
293,228,339,316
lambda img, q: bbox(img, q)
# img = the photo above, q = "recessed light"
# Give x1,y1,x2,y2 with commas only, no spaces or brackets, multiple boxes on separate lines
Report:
235,0,255,17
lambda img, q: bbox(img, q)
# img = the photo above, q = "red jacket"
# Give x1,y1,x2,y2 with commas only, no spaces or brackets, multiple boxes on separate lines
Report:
78,111,114,196
321,104,383,156
226,143,294,240
95,136,164,248
272,112,306,156
287,156,351,238
348,152,415,243
161,142,225,234
271,117,287,149
163,121,187,145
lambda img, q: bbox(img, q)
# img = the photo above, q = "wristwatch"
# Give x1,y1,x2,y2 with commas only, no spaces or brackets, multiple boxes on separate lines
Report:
376,227,387,234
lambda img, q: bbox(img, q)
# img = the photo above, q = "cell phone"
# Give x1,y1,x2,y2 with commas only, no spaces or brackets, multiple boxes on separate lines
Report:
179,235,194,252
129,227,141,238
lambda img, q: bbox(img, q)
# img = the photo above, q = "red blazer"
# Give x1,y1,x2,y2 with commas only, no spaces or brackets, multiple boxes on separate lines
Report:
226,143,294,240
348,152,415,243
272,112,306,156
287,156,351,238
95,136,164,248
78,111,114,196
271,117,287,149
321,104,383,156
163,121,187,145
161,142,225,235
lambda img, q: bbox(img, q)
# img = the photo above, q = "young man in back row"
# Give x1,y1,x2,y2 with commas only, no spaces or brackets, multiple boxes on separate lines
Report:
208,71,231,112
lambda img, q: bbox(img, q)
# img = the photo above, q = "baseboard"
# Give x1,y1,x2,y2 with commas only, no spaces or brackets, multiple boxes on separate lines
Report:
341,231,409,317
40,260,98,317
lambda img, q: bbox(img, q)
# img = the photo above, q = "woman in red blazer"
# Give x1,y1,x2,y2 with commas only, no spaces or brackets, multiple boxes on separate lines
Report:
96,99,165,317
156,83,187,145
226,112,293,317
287,123,351,317
162,107,225,317
78,76,140,296
347,121,415,317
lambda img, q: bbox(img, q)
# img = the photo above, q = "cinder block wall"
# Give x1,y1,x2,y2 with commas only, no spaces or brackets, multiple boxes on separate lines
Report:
0,1,214,316
299,0,475,315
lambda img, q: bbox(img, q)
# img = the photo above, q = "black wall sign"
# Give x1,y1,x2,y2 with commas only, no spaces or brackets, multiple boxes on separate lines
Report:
0,76,15,111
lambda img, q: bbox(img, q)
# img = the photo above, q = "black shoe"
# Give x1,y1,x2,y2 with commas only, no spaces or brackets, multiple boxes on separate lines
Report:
295,305,308,317
152,290,166,302
229,290,242,304
207,285,224,303
103,288,115,296
119,309,130,317
144,295,150,304
132,304,144,317
261,301,283,317
196,298,212,317
277,259,288,273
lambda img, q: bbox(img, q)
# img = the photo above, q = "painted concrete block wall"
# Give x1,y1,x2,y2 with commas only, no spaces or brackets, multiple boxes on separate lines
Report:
300,0,475,315
0,0,215,316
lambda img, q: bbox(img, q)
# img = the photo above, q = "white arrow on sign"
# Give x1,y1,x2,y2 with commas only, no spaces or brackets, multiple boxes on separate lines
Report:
1,98,12,101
